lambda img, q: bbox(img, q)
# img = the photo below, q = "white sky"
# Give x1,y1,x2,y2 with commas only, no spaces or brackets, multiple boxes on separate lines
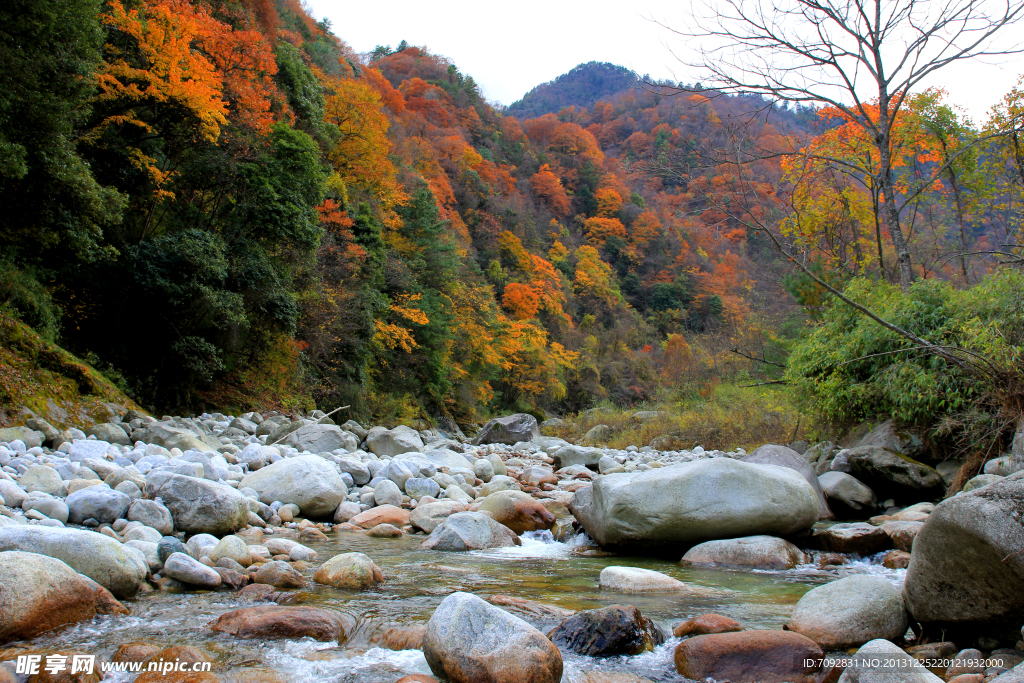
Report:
304,0,1024,123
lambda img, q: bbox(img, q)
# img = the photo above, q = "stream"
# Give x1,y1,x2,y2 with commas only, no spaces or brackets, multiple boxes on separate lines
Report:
24,527,906,682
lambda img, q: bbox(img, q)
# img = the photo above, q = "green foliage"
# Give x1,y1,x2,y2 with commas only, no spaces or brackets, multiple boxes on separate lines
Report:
275,42,334,146
0,0,124,262
0,261,61,341
787,271,1024,432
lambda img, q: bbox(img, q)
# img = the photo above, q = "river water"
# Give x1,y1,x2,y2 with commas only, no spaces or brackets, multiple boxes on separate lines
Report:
18,526,906,683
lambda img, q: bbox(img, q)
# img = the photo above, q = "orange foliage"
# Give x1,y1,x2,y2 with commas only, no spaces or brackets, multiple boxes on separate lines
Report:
594,188,622,218
529,164,571,217
584,216,627,246
501,282,542,320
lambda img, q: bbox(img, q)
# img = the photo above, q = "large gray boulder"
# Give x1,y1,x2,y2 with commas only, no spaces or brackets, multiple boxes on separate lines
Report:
789,575,908,648
239,455,347,517
86,423,131,446
20,465,65,496
146,471,249,536
569,458,819,551
423,591,562,683
0,551,127,643
845,445,944,501
0,427,44,449
475,414,540,445
422,448,475,470
366,425,424,456
283,423,358,453
66,486,131,525
127,499,174,536
818,471,878,517
551,445,604,469
422,511,521,551
139,422,217,453
0,526,147,598
681,535,806,570
837,639,942,683
744,444,832,519
903,471,1024,644
853,419,926,458
410,500,470,533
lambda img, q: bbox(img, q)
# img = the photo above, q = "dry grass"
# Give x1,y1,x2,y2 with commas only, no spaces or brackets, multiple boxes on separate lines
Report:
546,383,820,452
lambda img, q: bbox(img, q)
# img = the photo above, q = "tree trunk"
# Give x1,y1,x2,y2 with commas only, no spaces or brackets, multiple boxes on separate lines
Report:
877,131,916,289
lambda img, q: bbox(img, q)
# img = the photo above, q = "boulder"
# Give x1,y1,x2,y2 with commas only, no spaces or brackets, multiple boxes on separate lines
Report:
476,414,541,446
239,455,347,518
673,614,742,637
21,495,69,524
837,639,943,682
373,479,403,507
0,480,27,508
252,561,304,589
422,511,521,551
410,501,470,533
313,552,384,589
548,604,663,656
162,552,222,588
20,465,65,496
210,605,346,642
744,445,833,519
332,501,361,524
349,504,410,529
674,630,824,683
903,471,1024,644
479,475,520,497
282,424,357,454
209,536,251,568
0,526,147,598
139,422,216,453
807,522,892,555
569,458,819,550
0,426,44,449
366,426,424,456
962,474,1004,492
853,419,926,458
880,520,923,552
406,477,441,500
681,535,806,570
423,591,562,683
551,445,603,469
819,471,878,517
66,487,131,525
421,449,475,470
845,445,944,501
476,491,556,535
146,472,249,536
599,566,703,593
789,575,908,648
86,423,131,446
0,551,128,643
127,499,174,536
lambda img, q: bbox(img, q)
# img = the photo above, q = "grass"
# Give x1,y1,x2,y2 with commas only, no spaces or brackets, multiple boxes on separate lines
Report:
0,312,142,428
546,383,821,452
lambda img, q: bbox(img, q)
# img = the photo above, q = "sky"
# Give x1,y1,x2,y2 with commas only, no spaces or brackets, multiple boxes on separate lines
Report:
304,0,1024,123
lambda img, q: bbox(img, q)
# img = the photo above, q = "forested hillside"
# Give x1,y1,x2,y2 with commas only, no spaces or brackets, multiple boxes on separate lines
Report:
2,0,1022,440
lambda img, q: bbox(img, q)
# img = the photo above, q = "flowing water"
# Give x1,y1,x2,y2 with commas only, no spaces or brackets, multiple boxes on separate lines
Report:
17,529,906,682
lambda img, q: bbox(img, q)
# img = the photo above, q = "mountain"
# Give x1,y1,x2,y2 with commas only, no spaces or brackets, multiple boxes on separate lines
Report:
507,62,638,118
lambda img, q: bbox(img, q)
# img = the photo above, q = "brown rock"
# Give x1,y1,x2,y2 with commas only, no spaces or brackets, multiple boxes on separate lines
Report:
210,606,346,642
880,520,924,552
579,674,655,683
946,676,984,683
485,595,575,620
394,677,439,683
0,551,129,643
333,523,363,532
299,527,328,542
673,614,743,637
213,567,249,590
349,505,410,529
14,650,102,683
251,561,304,589
372,624,426,650
134,646,216,683
366,523,403,538
112,642,162,663
808,523,892,554
816,553,848,568
521,467,557,488
477,491,556,535
674,630,823,683
882,550,911,569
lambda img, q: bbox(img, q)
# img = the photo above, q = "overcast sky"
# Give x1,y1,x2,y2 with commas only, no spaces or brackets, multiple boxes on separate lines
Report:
304,0,1024,123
